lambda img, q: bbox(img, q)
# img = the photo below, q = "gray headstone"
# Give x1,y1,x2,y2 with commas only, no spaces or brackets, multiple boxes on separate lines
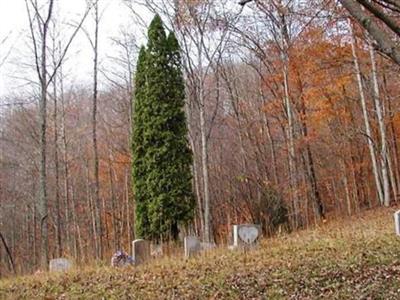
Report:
184,236,201,258
49,258,73,272
132,239,150,266
394,210,400,236
232,224,261,248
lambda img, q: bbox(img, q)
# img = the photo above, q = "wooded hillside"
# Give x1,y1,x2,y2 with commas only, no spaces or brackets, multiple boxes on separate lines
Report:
0,0,399,276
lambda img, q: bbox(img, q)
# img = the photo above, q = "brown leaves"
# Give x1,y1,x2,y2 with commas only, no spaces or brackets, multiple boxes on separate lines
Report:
2,207,400,299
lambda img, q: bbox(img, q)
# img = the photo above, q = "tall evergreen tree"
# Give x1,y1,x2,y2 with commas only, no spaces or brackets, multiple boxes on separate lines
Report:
132,46,150,239
132,15,194,241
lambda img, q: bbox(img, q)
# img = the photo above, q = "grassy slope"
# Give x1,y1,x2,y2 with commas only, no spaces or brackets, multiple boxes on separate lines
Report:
1,207,400,299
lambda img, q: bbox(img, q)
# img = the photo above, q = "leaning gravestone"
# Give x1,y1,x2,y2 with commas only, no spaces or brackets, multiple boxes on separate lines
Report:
132,239,150,266
49,258,73,272
394,210,400,236
184,236,201,258
232,224,261,248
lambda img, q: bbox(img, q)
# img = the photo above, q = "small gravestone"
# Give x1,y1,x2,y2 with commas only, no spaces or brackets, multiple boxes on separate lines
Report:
49,258,73,272
232,224,261,248
184,236,201,258
394,210,400,236
132,239,150,266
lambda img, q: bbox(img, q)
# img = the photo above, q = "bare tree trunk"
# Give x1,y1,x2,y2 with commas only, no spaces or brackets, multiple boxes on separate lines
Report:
108,152,119,250
342,160,352,216
70,181,81,260
196,42,212,243
85,160,97,258
185,88,204,238
305,143,324,219
350,154,360,213
125,169,132,245
92,0,103,260
256,65,279,186
192,154,204,237
25,0,88,270
280,13,299,227
59,58,72,256
381,64,400,195
33,204,37,267
200,98,211,242
37,0,54,270
52,38,62,257
0,232,16,275
26,205,33,272
369,40,391,206
349,19,383,205
340,0,400,66
388,153,398,202
263,113,279,186
297,74,325,220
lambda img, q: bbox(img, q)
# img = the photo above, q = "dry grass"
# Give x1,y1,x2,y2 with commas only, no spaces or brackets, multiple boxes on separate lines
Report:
1,207,400,299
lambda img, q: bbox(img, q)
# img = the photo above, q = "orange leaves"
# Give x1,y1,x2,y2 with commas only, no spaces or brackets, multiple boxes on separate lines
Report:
286,27,354,132
392,112,400,134
256,25,356,138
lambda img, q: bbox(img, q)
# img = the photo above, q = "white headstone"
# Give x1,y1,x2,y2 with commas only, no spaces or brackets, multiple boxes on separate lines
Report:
132,239,150,266
239,225,259,244
184,236,201,258
394,210,400,236
232,224,261,248
233,225,239,247
49,258,73,272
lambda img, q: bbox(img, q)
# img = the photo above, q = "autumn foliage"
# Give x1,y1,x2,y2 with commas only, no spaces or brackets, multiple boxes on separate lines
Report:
1,1,400,276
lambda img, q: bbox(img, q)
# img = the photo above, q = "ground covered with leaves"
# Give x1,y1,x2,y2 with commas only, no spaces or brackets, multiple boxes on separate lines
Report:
1,208,400,299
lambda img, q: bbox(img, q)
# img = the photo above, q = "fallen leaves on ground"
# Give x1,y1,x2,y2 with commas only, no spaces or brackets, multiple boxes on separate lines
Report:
1,208,400,299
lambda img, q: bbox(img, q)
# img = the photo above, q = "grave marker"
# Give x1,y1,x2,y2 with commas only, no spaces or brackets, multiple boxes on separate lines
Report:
394,210,400,236
132,239,150,266
49,258,73,272
184,236,201,258
232,224,261,248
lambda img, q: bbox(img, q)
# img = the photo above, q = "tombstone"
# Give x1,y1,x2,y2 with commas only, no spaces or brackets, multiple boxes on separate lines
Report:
132,239,150,266
232,224,261,248
394,210,400,236
184,236,201,258
49,258,73,272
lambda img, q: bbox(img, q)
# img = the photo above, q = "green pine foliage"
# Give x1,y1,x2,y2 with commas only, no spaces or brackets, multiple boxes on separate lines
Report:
132,46,150,239
132,15,194,241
